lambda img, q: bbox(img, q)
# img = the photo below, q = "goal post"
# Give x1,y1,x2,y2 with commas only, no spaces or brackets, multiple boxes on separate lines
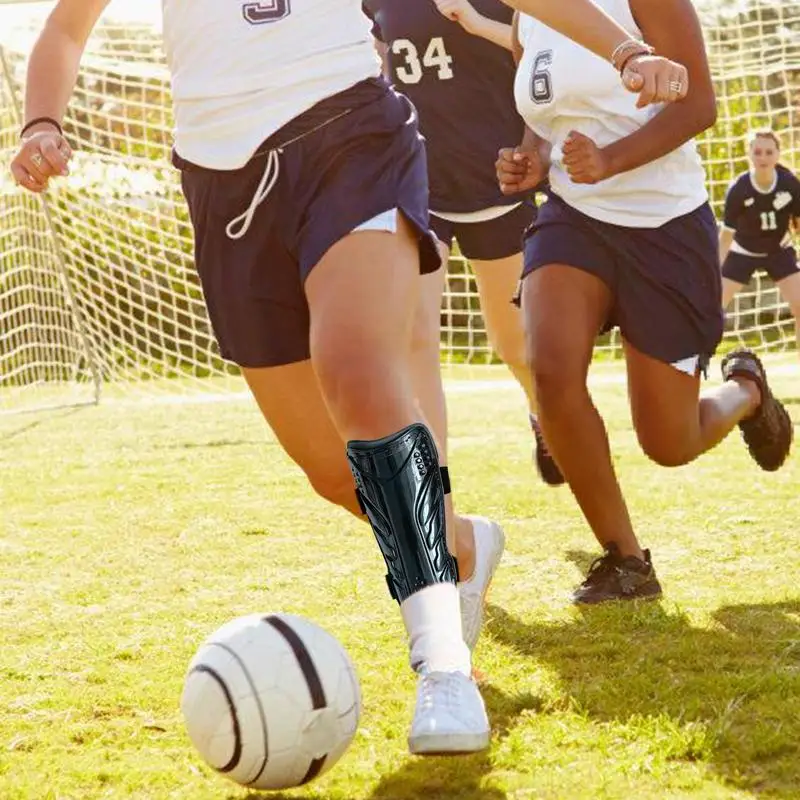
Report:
0,0,798,413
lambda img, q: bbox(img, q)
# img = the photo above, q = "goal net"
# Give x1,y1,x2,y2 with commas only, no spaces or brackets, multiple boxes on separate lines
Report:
0,0,798,412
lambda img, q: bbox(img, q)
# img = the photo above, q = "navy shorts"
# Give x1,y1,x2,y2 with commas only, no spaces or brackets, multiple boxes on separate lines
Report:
177,78,439,368
429,202,537,261
721,247,799,285
522,195,724,372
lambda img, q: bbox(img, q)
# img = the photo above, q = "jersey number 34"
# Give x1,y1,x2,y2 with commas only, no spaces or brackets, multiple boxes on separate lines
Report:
242,0,290,24
392,38,454,84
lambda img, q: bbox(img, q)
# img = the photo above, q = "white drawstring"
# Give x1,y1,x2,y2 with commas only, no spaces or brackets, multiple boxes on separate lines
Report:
225,149,281,240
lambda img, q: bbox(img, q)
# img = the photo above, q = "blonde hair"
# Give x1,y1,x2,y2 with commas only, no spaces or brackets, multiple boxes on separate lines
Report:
749,129,781,151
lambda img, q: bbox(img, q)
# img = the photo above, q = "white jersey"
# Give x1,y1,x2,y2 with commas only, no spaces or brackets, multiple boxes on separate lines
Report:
514,3,707,227
162,0,381,169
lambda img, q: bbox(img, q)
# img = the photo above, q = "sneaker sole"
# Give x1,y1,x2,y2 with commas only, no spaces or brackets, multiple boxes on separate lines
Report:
572,583,663,606
408,730,491,755
463,521,506,652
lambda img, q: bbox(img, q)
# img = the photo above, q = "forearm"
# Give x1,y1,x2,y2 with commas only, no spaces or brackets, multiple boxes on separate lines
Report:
601,100,716,179
468,15,513,50
24,26,87,130
501,0,632,62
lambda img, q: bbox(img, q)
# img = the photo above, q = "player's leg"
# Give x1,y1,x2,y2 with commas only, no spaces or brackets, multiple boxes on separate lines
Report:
301,86,489,753
242,362,363,516
622,205,792,474
471,253,536,409
721,277,745,308
411,238,505,653
520,197,662,604
306,217,489,754
721,251,758,307
455,205,565,487
521,264,650,565
770,250,800,356
626,343,793,471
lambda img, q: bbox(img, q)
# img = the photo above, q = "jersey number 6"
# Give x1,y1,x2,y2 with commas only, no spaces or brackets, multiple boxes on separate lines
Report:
242,0,291,25
530,50,553,104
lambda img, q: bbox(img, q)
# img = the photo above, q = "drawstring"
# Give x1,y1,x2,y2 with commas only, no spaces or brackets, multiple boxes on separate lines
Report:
225,148,281,240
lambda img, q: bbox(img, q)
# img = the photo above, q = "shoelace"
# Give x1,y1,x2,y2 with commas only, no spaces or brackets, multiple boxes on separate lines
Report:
419,672,463,711
225,149,281,241
583,552,619,585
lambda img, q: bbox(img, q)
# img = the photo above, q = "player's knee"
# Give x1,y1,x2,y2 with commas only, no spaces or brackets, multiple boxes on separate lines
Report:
489,328,527,373
528,345,586,405
306,469,359,513
636,430,694,468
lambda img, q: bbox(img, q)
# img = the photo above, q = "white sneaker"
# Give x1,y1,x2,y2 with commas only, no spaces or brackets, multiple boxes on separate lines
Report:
408,670,490,755
459,517,505,652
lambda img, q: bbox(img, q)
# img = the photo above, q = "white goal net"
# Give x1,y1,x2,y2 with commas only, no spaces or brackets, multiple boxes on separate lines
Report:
0,0,798,412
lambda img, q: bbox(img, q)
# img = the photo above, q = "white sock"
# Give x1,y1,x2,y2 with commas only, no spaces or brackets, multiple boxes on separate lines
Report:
400,583,471,676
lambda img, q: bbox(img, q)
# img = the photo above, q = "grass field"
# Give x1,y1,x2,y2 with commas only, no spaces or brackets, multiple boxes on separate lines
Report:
2,361,800,800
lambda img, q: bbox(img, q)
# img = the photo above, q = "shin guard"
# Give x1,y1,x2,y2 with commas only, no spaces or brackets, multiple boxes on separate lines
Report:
347,423,457,604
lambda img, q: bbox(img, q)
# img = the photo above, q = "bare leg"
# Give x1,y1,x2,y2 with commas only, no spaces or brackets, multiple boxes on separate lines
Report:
522,264,642,558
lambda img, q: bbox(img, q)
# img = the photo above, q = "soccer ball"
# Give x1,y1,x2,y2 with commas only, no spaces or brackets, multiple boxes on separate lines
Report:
181,613,361,791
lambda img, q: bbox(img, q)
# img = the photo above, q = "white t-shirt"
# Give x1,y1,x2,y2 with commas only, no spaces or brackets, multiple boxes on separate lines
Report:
162,0,381,169
514,2,707,227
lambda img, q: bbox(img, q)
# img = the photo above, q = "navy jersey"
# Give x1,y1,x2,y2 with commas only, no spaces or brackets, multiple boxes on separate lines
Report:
723,165,800,254
362,0,526,213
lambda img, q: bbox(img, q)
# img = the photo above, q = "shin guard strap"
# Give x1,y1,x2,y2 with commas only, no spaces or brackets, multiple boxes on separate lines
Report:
347,424,457,604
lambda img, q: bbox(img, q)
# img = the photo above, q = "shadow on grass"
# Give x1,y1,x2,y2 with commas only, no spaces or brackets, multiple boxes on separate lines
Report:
231,684,535,800
486,597,800,798
365,683,537,800
0,405,88,443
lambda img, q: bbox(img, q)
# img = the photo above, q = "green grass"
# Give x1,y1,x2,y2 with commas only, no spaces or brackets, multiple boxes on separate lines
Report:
2,361,800,800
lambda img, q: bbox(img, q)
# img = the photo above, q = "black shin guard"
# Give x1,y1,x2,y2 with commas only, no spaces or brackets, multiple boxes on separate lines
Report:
347,423,457,604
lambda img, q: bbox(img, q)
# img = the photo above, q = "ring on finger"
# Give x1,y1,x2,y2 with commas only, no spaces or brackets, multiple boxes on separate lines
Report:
30,152,44,168
669,80,683,93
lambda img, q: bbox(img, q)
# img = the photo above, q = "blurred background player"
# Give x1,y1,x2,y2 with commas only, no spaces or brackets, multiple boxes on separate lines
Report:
719,130,800,359
11,0,692,754
499,0,794,604
363,0,564,486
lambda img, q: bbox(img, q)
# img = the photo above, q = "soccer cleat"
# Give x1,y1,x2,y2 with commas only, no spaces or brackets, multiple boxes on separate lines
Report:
459,517,506,652
572,543,662,605
408,670,490,755
531,416,565,486
721,349,793,472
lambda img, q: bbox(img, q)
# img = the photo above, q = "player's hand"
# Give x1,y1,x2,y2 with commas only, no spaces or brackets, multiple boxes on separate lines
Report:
496,146,545,195
622,54,688,109
562,131,610,184
10,129,72,194
432,0,482,35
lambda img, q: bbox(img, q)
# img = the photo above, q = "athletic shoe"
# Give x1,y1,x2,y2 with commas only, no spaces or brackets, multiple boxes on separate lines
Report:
531,415,565,486
721,349,793,471
408,669,490,755
572,543,662,605
459,517,505,652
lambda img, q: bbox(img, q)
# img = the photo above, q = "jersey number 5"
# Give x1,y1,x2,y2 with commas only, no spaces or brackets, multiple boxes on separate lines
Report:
392,38,454,85
243,0,290,25
530,50,553,104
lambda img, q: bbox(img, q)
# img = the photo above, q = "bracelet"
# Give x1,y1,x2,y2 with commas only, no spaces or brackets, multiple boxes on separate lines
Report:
617,48,653,76
20,117,62,138
610,39,654,73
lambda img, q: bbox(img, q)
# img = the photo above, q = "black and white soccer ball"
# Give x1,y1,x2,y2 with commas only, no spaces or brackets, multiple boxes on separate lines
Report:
181,613,361,791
